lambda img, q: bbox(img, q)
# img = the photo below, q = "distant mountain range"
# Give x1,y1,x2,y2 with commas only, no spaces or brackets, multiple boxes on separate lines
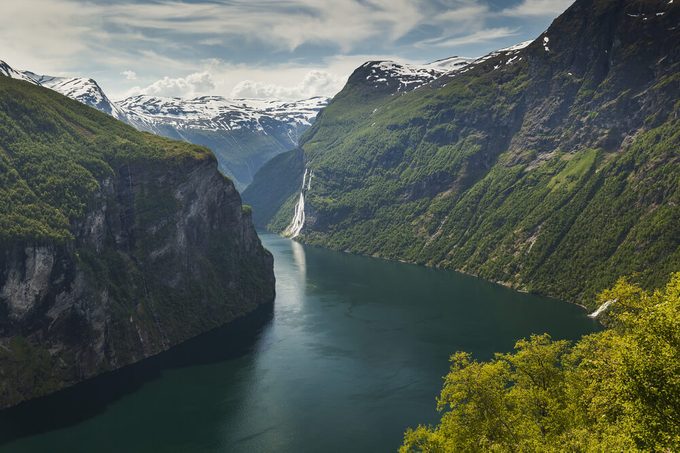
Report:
0,60,327,190
118,94,328,190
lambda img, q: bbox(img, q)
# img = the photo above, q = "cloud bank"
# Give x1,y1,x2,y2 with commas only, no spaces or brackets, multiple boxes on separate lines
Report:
1,0,576,99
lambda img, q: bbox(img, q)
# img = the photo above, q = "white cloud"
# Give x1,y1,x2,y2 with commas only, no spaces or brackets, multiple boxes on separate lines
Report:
88,0,426,53
0,0,92,74
116,54,398,100
230,70,345,99
502,0,574,17
0,0,570,100
130,71,216,98
122,70,137,80
0,0,490,70
418,27,520,48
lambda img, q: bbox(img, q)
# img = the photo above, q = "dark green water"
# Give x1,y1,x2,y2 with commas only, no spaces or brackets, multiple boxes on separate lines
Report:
0,234,599,452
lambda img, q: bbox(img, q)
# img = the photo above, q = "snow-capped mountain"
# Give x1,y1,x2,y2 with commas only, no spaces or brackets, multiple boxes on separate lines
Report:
119,95,326,138
0,60,36,83
357,42,535,94
36,76,128,120
452,40,533,75
118,95,329,189
0,60,126,120
0,59,328,190
360,56,475,92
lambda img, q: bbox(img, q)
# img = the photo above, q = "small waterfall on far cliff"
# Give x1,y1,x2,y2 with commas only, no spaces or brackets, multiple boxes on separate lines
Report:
284,168,312,238
588,299,615,319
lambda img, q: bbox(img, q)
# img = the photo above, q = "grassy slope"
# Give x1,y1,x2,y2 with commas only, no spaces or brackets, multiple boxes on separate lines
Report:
242,147,305,228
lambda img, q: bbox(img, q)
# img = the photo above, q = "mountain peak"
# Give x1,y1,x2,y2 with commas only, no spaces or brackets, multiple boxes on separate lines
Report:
0,60,126,120
352,57,475,94
117,94,329,131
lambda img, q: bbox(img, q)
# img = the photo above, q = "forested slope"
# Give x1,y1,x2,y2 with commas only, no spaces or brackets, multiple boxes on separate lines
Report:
247,0,680,307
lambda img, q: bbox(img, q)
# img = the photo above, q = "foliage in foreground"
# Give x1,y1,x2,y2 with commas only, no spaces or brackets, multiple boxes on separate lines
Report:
402,273,680,452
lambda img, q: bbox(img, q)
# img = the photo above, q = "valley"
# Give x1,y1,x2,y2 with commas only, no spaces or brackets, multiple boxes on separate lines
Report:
0,234,599,452
0,0,678,450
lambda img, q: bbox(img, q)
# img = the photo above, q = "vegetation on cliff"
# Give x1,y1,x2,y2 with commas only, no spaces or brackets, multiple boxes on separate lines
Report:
0,75,211,243
402,273,680,452
0,75,275,408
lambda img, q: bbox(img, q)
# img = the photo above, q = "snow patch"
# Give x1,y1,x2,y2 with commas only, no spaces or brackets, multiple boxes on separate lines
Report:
119,95,329,136
0,60,126,119
498,40,533,52
362,56,474,92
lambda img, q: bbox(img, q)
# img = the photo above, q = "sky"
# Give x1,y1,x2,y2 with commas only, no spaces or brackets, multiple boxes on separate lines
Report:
0,0,575,100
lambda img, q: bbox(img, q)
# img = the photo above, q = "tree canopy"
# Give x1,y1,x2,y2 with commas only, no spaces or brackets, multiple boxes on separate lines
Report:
402,273,680,452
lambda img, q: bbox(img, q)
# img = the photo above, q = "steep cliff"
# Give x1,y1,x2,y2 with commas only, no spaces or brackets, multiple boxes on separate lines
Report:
247,0,680,307
0,75,275,408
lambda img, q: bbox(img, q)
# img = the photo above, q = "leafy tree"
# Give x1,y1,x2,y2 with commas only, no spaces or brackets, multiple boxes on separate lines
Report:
402,273,680,452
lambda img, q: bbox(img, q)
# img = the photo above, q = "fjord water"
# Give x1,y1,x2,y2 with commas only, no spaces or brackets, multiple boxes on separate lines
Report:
0,234,599,452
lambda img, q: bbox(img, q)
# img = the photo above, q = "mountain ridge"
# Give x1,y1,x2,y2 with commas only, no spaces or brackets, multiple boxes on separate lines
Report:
244,0,680,307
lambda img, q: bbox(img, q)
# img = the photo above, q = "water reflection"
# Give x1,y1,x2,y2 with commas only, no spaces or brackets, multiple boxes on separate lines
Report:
290,240,306,276
275,238,307,313
0,302,273,447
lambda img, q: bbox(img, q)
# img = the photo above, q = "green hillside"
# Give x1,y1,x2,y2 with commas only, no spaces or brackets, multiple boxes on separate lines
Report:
246,0,680,307
0,76,211,243
402,274,680,452
0,75,274,408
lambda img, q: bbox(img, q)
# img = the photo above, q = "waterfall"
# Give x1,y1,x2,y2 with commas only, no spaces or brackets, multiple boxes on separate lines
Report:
284,168,312,238
588,299,615,319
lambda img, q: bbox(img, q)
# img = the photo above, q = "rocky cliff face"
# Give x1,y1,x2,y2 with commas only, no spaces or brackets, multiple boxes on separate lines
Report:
0,76,275,409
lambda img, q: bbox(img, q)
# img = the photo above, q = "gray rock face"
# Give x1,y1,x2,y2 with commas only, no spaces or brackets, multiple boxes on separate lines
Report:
0,156,275,409
1,246,55,320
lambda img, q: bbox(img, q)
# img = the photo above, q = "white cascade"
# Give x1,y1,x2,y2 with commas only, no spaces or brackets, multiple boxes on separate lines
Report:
588,299,615,319
284,168,312,238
